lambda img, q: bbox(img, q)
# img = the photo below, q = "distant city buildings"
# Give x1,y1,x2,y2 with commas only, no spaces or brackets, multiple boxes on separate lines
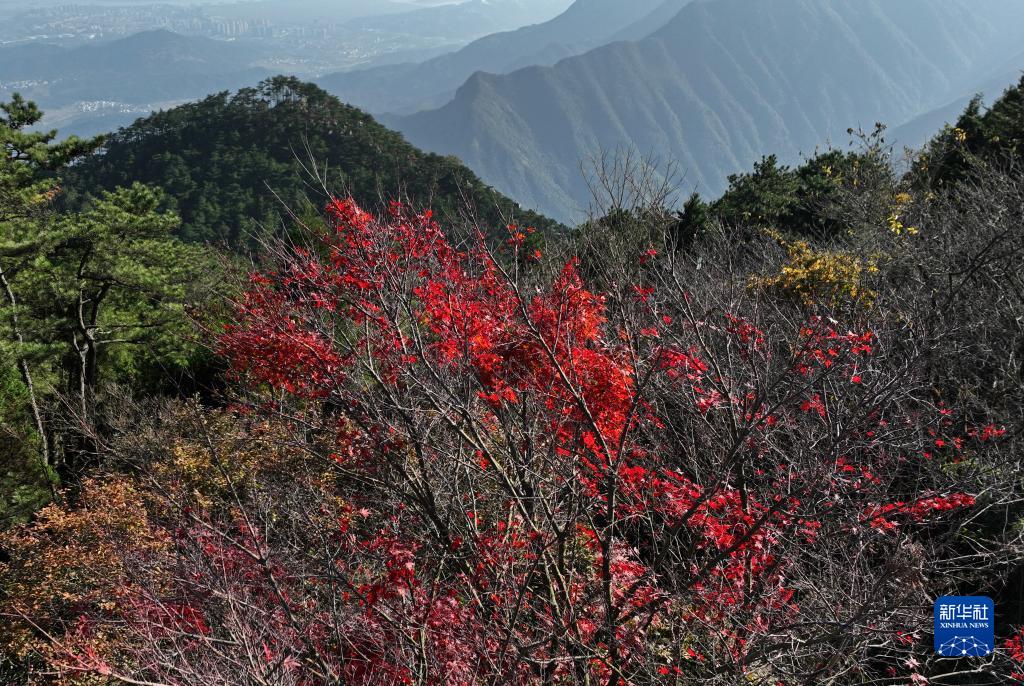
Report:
1,6,276,42
0,4,428,74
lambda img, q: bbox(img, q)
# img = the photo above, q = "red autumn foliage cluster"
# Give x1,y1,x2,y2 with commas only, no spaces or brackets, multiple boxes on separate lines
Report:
18,199,1020,685
1006,630,1024,681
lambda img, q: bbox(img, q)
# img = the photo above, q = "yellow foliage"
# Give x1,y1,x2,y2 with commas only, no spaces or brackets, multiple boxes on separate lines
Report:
751,232,877,307
887,191,919,236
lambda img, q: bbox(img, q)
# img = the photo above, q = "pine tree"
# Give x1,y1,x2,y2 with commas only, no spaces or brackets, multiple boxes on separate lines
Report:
1,95,100,514
1,96,207,511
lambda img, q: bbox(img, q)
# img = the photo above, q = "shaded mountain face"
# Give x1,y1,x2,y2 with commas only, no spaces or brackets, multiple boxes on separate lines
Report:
1,30,269,137
316,0,669,115
391,0,1024,223
64,77,561,248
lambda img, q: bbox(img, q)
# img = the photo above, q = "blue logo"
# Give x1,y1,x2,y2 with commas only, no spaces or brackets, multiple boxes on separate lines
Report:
934,596,994,657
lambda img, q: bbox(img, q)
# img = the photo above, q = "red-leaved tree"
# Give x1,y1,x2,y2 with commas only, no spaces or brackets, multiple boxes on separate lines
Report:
35,199,1022,685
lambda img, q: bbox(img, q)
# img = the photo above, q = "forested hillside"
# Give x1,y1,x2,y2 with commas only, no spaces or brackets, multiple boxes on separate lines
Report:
393,0,1024,222
66,77,562,247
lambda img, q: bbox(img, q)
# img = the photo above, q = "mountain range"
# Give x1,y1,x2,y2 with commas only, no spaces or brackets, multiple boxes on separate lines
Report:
1,1,575,140
317,0,685,115
8,0,1023,226
386,0,1024,222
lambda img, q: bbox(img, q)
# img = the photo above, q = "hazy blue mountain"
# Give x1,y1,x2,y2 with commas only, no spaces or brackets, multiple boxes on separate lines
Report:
1,29,260,75
203,0,412,23
391,0,1024,222
209,0,567,25
609,0,695,42
215,0,556,23
346,0,573,43
0,30,269,137
1,30,266,105
317,0,668,115
891,52,1024,151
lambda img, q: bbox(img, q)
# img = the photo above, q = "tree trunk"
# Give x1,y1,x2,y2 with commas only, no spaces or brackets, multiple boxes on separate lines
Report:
0,260,54,491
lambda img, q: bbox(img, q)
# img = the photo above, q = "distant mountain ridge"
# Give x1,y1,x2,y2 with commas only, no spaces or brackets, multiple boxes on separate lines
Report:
0,29,262,89
317,0,676,115
892,51,1024,151
202,0,411,23
0,30,269,138
0,30,269,107
608,0,695,43
391,0,1024,222
345,0,574,43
